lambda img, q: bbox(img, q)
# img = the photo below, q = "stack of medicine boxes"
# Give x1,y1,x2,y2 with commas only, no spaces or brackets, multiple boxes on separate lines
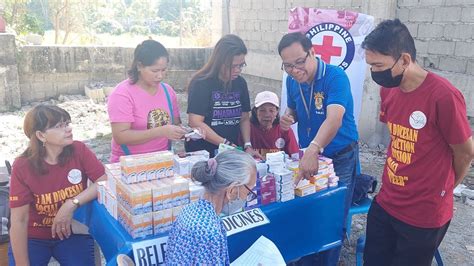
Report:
99,151,191,239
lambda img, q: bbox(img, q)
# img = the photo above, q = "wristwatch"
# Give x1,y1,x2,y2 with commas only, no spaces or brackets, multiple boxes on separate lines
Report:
71,198,80,207
244,142,253,150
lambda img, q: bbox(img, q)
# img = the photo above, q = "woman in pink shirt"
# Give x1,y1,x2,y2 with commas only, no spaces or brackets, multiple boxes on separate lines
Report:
107,40,187,162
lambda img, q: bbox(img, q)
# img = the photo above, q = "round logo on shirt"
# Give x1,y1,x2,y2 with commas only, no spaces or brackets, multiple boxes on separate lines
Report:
409,111,427,130
67,169,82,185
275,138,286,149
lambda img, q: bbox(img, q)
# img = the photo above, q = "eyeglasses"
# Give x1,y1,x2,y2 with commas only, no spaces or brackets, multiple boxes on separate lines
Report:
48,121,71,130
231,62,247,70
281,52,310,72
244,184,258,202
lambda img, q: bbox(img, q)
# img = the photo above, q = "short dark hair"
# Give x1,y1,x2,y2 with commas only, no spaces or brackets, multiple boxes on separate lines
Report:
128,39,169,84
278,32,312,55
362,19,416,62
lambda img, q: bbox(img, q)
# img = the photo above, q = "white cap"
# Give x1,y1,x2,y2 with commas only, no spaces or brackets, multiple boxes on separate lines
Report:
254,91,279,108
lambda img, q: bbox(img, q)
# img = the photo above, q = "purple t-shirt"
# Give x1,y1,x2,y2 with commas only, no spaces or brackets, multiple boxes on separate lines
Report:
107,79,180,162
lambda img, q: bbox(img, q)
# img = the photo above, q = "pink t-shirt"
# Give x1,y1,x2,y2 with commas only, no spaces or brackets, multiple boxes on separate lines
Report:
107,79,180,162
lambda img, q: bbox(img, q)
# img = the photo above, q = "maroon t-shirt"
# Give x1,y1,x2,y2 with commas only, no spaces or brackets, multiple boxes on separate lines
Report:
9,141,105,239
249,123,299,159
377,72,471,228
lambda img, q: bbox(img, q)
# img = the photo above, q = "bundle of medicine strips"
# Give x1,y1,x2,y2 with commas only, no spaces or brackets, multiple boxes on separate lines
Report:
266,152,295,202
293,152,339,197
263,151,339,200
98,150,206,239
310,156,339,190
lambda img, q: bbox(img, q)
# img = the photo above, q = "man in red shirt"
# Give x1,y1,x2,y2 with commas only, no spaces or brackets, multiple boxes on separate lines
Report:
362,19,474,265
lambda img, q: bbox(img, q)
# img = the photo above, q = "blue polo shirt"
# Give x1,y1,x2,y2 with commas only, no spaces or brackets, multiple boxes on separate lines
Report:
286,58,358,156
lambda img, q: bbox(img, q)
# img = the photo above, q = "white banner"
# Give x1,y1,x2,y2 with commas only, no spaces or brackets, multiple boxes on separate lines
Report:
132,236,168,266
222,208,270,236
281,8,375,126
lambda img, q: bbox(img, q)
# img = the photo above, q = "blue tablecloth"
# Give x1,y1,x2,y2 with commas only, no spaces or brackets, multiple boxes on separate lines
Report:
75,185,347,265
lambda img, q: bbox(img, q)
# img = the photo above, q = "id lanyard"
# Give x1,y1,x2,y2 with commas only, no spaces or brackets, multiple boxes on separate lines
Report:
298,80,315,138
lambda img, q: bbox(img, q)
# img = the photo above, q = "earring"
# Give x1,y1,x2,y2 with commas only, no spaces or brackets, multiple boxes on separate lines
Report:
43,140,47,147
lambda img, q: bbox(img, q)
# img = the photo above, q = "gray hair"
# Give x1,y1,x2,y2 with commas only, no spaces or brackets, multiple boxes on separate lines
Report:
191,150,256,194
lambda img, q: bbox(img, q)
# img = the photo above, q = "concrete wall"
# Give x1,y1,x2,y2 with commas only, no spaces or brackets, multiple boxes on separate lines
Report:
15,46,211,104
1,0,472,142
397,0,474,118
0,34,21,111
221,0,398,146
215,0,473,146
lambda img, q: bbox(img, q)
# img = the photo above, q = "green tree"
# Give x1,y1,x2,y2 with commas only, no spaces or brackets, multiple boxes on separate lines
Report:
2,0,46,35
48,0,99,44
93,18,124,35
157,0,180,21
3,0,28,27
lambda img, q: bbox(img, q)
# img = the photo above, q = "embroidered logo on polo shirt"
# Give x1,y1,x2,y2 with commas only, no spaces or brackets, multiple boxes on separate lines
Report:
67,169,82,185
314,92,325,110
409,111,427,130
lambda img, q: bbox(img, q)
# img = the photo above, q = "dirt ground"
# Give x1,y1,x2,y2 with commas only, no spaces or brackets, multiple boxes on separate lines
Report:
340,145,474,266
0,95,472,265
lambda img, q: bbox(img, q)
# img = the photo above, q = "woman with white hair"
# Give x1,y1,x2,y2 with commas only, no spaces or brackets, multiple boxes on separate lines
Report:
165,150,257,265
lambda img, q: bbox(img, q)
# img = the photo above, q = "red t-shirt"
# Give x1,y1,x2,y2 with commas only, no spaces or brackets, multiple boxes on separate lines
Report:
249,123,299,159
377,72,471,228
9,141,105,239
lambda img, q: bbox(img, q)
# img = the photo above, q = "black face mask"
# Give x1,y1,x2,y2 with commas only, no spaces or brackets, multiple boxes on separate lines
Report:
370,56,404,88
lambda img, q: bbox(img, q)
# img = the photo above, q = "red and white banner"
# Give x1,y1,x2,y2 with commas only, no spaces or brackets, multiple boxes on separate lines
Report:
281,7,374,127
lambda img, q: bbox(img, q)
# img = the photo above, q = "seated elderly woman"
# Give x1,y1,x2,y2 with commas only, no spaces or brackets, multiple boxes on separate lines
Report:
248,91,299,159
165,150,257,265
8,105,106,265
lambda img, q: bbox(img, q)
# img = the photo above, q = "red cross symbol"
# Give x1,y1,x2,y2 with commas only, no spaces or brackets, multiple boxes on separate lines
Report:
312,35,342,64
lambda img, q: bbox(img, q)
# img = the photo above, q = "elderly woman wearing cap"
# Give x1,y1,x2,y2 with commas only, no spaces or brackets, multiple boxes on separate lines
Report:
248,91,299,159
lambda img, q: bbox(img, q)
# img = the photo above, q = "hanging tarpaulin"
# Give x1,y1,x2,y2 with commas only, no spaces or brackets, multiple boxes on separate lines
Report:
281,7,375,125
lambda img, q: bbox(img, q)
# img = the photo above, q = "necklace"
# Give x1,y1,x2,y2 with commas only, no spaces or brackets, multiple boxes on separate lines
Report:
298,79,315,137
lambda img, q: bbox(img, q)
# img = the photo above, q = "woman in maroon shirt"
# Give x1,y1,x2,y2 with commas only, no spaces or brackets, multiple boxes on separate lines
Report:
9,105,106,265
248,91,299,159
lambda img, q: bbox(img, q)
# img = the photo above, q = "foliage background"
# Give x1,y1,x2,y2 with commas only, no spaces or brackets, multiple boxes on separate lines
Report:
1,0,212,47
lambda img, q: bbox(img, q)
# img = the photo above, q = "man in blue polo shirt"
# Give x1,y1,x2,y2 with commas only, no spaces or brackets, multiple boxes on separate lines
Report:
278,32,359,265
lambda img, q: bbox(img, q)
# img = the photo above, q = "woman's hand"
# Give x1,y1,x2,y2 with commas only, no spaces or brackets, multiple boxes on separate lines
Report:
184,127,206,141
195,127,206,140
52,200,76,240
245,147,264,160
162,125,187,140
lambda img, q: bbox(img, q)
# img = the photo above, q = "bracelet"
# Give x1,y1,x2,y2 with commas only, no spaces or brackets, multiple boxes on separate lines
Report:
310,140,324,154
222,138,232,145
244,142,252,149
